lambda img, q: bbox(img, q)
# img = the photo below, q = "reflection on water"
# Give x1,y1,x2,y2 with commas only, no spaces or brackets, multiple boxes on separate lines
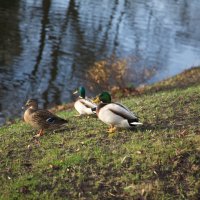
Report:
0,0,200,123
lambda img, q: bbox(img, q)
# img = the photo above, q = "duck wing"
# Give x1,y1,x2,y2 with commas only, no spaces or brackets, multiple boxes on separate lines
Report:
80,98,96,108
32,109,68,129
108,103,142,126
109,103,138,119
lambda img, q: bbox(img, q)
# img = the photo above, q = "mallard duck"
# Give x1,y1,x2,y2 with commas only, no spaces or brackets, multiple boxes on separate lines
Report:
73,86,97,116
93,92,142,133
23,99,68,137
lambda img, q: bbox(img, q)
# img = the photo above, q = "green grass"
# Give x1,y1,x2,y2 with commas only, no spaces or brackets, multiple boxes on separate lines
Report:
0,68,200,199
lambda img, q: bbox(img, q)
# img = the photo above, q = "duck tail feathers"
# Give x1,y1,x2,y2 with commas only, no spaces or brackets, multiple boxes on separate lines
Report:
91,107,97,114
130,122,143,126
128,118,142,126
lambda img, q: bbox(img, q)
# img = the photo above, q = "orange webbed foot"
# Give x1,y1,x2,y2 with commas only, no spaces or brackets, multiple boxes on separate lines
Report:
34,129,44,138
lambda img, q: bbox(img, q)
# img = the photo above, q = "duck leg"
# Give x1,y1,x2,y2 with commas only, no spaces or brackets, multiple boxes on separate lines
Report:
34,129,44,138
107,125,116,133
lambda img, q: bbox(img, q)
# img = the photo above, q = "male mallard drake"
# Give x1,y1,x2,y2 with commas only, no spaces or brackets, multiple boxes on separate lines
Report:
23,99,68,137
73,86,96,116
93,92,142,133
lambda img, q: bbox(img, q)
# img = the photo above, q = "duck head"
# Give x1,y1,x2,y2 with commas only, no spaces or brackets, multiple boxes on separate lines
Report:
24,99,38,109
73,86,85,98
93,92,111,104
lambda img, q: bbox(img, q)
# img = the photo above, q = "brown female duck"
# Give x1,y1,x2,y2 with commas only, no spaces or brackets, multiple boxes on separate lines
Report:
23,99,68,137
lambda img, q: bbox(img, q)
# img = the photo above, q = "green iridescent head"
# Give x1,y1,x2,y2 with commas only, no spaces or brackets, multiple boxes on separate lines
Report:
93,91,111,103
73,86,85,98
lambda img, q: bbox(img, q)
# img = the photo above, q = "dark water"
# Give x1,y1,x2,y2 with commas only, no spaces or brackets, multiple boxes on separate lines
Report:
0,0,200,124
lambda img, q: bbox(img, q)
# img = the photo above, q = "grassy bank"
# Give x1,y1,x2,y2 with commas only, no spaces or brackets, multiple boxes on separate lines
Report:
0,67,200,199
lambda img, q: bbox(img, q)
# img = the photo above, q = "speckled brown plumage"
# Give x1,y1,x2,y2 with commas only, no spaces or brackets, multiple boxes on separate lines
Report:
23,99,68,137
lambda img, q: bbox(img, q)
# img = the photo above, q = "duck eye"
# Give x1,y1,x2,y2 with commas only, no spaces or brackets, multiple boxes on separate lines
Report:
46,118,55,123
